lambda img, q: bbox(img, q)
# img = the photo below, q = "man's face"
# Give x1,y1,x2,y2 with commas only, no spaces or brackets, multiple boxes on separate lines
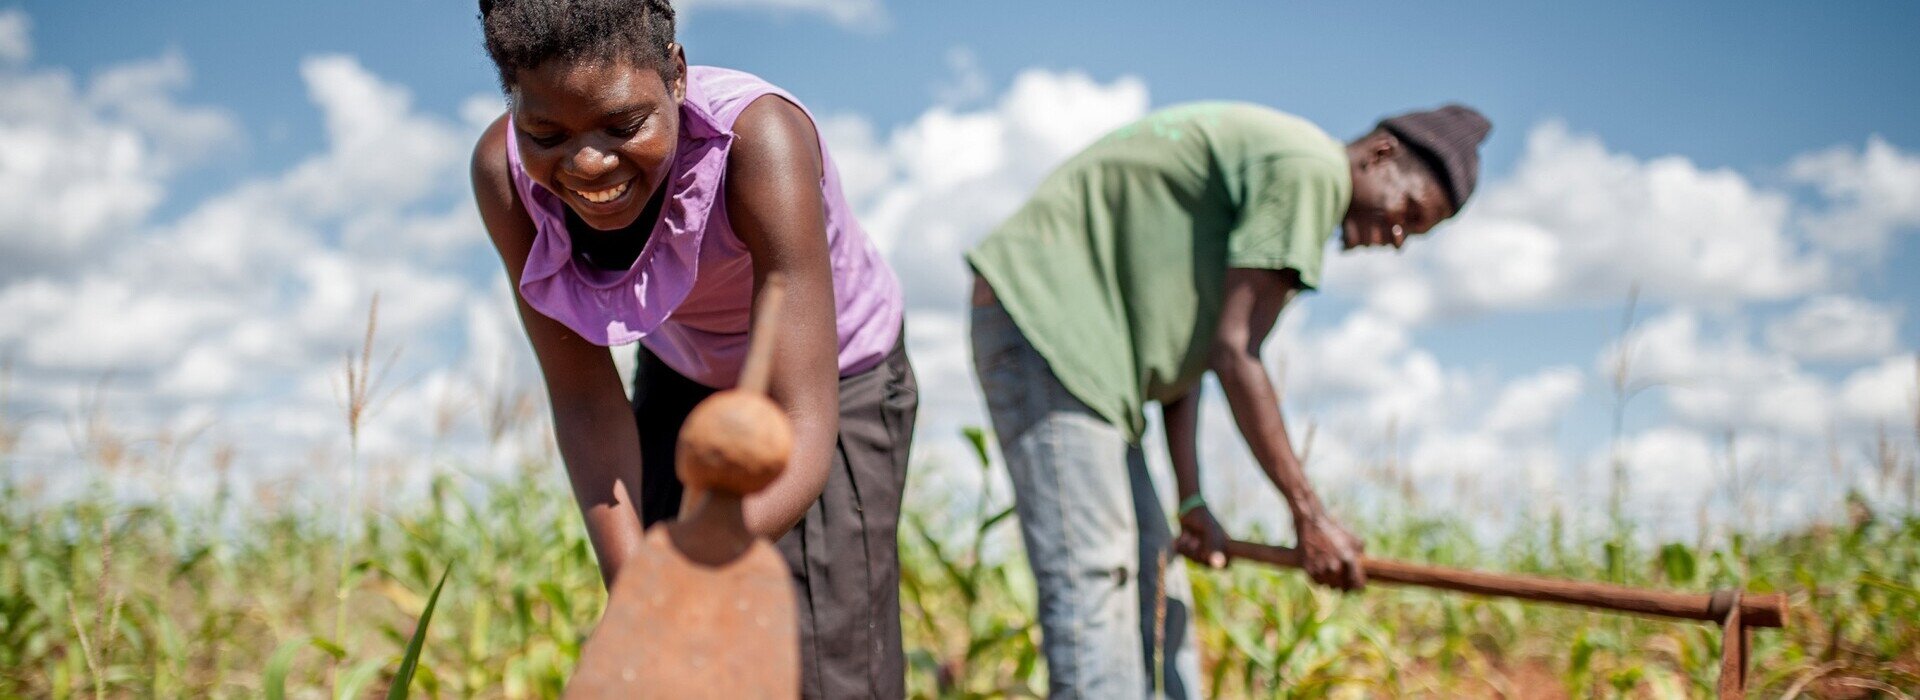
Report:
1342,137,1454,250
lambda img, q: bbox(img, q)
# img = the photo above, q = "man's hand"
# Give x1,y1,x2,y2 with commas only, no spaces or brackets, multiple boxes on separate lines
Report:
1295,514,1365,591
1175,505,1230,569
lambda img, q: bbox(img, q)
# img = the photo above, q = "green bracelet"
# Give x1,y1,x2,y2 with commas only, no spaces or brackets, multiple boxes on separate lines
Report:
1177,493,1207,517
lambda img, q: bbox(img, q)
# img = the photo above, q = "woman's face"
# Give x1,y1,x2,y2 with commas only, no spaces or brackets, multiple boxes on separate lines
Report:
510,49,687,231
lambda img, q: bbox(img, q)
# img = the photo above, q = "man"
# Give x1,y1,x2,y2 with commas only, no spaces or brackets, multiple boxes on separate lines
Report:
966,103,1490,698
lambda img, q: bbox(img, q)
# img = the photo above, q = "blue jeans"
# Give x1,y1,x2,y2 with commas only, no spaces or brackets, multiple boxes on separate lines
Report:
971,299,1202,699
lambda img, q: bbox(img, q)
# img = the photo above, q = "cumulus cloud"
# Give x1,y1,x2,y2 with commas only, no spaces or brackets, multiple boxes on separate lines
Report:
1597,307,1909,440
1607,310,1813,435
678,0,888,31
1604,426,1721,517
0,8,29,65
817,68,1149,465
933,46,989,107
1280,310,1465,433
1790,135,1920,253
0,18,241,279
1839,355,1918,427
1484,366,1584,436
824,68,1146,314
1766,295,1900,362
0,51,239,277
87,49,239,168
0,47,509,481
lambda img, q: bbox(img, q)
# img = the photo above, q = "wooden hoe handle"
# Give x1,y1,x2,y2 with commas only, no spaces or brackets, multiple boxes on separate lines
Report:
1225,539,1787,629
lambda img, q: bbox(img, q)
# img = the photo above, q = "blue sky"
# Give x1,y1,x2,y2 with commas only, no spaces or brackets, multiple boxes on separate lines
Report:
4,0,1916,536
32,2,1920,171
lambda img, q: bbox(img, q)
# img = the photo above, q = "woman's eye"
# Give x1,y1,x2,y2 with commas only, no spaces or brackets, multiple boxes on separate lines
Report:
529,133,566,148
608,120,644,138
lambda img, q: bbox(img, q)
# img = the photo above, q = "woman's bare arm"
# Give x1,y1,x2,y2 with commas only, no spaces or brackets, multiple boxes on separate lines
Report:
722,95,842,538
472,115,647,589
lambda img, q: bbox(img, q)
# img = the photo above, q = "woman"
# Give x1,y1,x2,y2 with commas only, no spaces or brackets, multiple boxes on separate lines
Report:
470,1,915,695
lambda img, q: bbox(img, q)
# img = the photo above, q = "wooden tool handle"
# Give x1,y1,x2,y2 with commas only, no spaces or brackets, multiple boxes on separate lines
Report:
1225,539,1786,629
738,278,786,396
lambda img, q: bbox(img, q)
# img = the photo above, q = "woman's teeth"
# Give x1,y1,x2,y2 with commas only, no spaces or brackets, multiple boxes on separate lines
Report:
573,181,629,204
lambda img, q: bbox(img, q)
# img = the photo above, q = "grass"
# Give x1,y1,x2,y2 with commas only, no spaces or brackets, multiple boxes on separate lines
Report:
4,442,1917,698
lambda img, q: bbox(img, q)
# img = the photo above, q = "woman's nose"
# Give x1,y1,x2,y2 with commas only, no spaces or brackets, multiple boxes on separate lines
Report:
565,147,619,178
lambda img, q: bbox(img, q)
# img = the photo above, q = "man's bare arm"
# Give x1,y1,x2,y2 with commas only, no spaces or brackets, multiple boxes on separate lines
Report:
1207,267,1365,590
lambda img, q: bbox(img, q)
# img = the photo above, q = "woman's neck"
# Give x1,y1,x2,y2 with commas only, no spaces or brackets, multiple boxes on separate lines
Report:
566,177,671,270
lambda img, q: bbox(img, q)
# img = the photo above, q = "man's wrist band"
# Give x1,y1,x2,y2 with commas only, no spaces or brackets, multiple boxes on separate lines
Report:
1177,493,1206,516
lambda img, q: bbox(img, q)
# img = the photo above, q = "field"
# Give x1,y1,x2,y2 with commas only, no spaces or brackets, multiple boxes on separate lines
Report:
4,430,1918,700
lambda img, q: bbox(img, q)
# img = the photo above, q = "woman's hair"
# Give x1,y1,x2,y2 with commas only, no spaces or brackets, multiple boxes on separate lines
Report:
479,0,678,92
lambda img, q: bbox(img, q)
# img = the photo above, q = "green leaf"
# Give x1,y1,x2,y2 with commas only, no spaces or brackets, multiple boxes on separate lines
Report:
387,563,452,700
962,426,992,470
1608,665,1644,692
1603,539,1626,583
1569,631,1596,676
262,637,308,700
263,636,348,700
980,505,1017,535
311,637,348,660
1659,543,1697,584
171,545,211,580
336,658,386,700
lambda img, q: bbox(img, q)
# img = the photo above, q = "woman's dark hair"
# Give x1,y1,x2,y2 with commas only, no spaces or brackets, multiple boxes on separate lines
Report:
479,0,678,92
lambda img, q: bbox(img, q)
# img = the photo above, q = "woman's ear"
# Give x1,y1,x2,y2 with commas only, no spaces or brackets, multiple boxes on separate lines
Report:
669,43,688,105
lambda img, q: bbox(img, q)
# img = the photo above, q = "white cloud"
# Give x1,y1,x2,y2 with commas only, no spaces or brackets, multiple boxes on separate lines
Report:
1483,366,1583,435
1607,426,1720,515
283,55,469,218
1404,430,1563,505
87,49,240,168
0,8,28,65
1269,307,1478,447
0,52,501,483
0,116,161,271
1329,122,1827,322
1790,135,1920,253
813,68,1148,470
933,46,988,107
0,32,239,279
1766,295,1900,362
459,93,506,131
827,68,1147,315
1839,355,1918,427
1605,308,1854,437
678,0,888,31
816,113,890,206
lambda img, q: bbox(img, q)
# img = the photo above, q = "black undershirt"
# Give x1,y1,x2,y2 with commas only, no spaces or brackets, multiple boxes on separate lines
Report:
566,178,671,271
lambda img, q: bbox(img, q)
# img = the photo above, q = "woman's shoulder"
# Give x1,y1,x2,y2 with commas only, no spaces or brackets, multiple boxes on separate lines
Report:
471,113,516,203
686,65,806,130
469,112,535,254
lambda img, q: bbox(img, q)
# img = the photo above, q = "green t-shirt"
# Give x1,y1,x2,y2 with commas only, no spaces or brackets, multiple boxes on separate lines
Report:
966,102,1350,441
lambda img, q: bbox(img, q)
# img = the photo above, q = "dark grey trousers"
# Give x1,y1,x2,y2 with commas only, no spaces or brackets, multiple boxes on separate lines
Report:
633,336,917,699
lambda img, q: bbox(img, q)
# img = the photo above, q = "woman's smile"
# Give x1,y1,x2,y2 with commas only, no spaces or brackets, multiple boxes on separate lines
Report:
565,174,643,222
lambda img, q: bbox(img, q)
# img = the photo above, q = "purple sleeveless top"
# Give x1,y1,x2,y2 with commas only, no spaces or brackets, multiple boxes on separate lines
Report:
506,66,903,388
